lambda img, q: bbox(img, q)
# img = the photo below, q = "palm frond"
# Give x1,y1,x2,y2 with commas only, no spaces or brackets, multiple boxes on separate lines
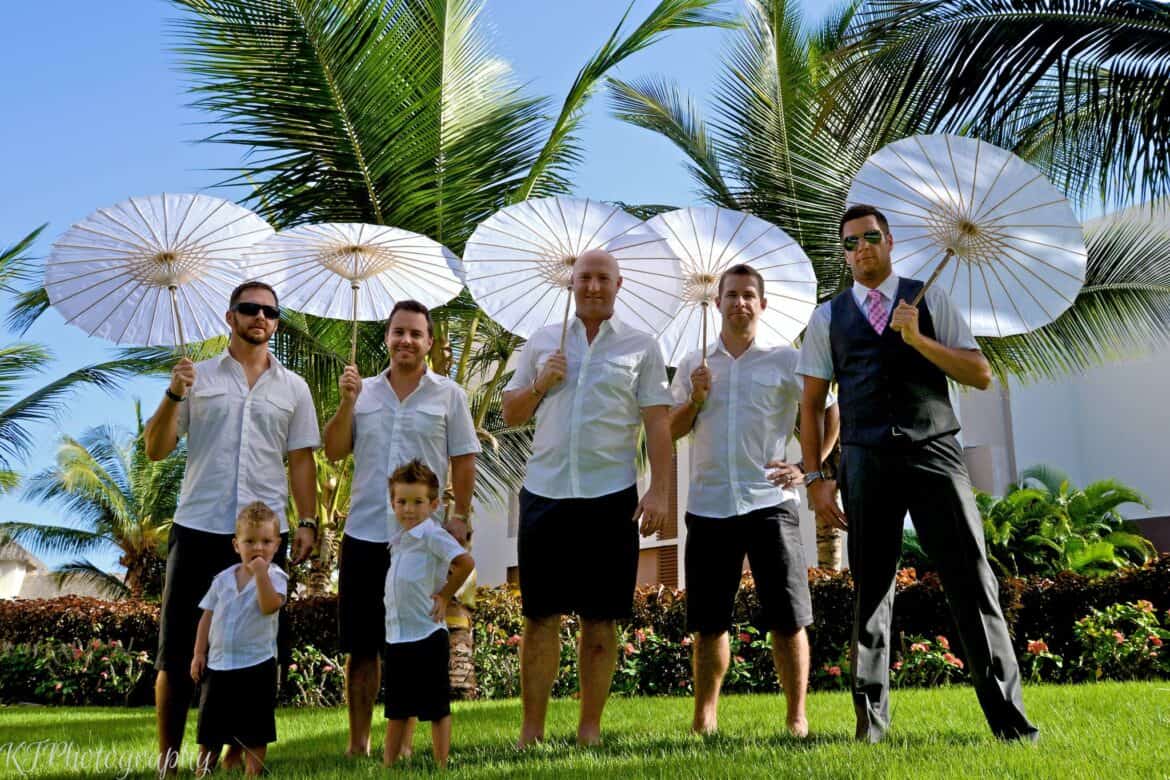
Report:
834,0,1170,206
0,521,109,558
0,225,45,301
51,560,131,600
514,0,734,201
979,204,1170,382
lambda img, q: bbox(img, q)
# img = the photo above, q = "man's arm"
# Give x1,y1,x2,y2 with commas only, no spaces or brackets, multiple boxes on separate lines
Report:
445,453,477,543
821,402,841,464
144,358,195,460
634,405,673,537
800,375,846,529
287,447,318,564
502,350,565,426
890,300,991,390
668,361,709,441
322,365,360,460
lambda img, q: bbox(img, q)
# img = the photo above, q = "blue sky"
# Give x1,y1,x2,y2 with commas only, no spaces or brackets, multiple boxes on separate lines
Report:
0,0,835,572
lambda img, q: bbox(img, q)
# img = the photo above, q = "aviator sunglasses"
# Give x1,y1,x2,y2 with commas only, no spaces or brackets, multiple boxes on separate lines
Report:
231,301,281,320
842,230,884,251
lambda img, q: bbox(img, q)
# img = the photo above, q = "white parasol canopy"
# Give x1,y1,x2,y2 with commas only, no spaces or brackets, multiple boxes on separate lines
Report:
462,197,683,343
243,222,463,361
45,193,273,348
644,206,819,366
846,134,1086,336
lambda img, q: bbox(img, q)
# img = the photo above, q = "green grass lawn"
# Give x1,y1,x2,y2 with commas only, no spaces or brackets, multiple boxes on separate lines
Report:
2,683,1169,778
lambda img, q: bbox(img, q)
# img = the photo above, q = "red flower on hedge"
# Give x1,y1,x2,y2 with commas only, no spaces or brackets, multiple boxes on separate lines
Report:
1113,631,1125,645
935,635,950,650
738,632,752,644
910,642,928,653
828,665,842,677
1027,640,1049,655
634,629,646,643
942,653,963,669
72,646,83,660
624,643,636,656
681,636,692,647
893,661,903,671
506,634,522,647
1136,600,1154,613
1149,635,1163,648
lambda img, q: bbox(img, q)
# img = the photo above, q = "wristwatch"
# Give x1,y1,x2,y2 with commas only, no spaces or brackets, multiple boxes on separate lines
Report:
803,470,824,487
298,518,319,533
165,388,185,403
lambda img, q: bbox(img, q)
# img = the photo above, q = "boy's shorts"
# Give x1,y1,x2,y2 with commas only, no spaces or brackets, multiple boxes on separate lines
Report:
382,630,450,722
196,657,278,747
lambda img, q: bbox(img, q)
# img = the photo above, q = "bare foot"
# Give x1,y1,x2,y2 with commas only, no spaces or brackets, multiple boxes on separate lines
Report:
515,728,544,750
344,746,370,758
576,727,602,747
787,717,809,738
692,716,717,736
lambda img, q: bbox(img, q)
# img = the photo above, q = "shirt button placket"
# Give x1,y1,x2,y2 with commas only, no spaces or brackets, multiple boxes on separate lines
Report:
728,358,740,516
569,343,590,497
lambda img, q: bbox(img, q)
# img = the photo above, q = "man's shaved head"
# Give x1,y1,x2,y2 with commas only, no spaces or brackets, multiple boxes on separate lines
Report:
572,248,622,323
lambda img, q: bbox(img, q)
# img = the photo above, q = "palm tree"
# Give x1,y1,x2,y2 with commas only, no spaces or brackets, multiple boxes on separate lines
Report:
1,228,167,486
610,0,1170,384
0,403,187,599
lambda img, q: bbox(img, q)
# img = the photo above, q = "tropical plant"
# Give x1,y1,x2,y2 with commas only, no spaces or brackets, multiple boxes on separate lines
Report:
610,0,1170,383
0,404,187,599
979,464,1156,578
1,228,163,484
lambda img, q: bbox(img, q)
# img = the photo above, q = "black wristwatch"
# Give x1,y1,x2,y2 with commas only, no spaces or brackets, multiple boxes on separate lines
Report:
804,470,824,487
165,388,185,403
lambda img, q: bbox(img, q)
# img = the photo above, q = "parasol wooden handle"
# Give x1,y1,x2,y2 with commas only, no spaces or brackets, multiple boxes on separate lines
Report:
700,300,709,369
910,248,955,307
350,282,360,365
558,285,573,352
168,286,187,356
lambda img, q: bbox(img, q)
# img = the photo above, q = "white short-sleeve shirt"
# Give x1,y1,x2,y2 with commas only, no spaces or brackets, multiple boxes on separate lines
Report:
504,315,672,499
345,371,481,543
198,562,288,671
176,351,321,535
797,275,979,380
672,338,834,518
383,518,468,644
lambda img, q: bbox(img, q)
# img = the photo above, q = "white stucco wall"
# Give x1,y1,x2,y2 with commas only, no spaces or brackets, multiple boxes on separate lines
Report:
0,561,27,599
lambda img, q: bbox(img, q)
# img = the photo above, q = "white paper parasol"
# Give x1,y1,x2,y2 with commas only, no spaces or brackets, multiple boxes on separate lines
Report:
243,222,463,362
846,134,1086,336
45,193,273,348
462,197,683,345
644,206,819,366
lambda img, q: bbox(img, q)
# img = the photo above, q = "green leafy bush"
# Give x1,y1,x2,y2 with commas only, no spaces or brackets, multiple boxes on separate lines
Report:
1071,600,1170,681
0,639,152,705
892,635,966,687
281,644,346,707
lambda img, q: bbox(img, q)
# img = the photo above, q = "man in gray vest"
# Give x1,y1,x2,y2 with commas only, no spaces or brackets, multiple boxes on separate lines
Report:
797,204,1038,743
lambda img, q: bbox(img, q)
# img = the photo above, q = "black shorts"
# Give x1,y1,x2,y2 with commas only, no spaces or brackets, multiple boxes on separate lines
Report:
382,631,450,722
197,658,278,747
338,534,391,656
517,485,639,621
684,502,812,635
156,523,288,673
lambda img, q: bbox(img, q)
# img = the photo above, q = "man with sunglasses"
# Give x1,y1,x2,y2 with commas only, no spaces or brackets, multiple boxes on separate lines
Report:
144,280,321,775
796,204,1037,744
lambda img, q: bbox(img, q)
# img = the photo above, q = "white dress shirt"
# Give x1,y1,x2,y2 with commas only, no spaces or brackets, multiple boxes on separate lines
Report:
797,274,979,380
175,351,320,535
199,562,288,671
672,338,834,518
383,518,468,644
345,371,481,543
504,315,672,499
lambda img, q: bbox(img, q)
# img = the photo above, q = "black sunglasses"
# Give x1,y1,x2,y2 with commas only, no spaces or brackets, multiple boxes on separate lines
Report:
842,230,884,251
231,301,281,320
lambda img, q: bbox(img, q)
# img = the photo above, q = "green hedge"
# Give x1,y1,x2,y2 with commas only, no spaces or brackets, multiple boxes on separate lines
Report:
1,555,1167,704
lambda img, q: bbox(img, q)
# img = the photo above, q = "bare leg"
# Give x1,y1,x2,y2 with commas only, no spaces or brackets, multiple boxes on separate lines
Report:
194,745,220,777
345,653,380,757
431,716,452,769
576,619,618,746
241,744,267,777
772,627,810,737
691,632,729,734
155,670,192,777
383,720,409,767
222,744,243,771
518,615,560,748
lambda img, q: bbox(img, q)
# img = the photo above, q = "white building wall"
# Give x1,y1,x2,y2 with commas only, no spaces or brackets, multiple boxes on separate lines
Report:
0,561,27,599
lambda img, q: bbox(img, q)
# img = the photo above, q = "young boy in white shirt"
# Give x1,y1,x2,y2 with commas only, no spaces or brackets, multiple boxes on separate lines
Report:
190,502,288,777
382,459,474,769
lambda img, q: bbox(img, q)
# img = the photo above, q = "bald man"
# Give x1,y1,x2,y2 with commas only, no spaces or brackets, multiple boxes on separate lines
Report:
502,249,674,747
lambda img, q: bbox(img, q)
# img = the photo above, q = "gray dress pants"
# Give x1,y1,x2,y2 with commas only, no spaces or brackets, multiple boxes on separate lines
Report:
839,435,1038,742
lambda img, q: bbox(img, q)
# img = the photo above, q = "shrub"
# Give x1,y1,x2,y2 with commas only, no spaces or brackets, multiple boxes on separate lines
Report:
0,639,152,705
892,635,966,687
1070,600,1170,681
281,645,346,706
1020,638,1064,683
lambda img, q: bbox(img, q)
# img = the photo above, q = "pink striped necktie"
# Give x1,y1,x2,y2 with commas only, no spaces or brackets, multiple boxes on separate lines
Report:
865,288,888,335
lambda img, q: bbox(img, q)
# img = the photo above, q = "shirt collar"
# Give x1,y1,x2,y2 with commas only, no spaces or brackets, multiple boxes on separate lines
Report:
390,517,437,546
570,313,622,336
710,333,760,359
216,348,282,374
852,274,900,307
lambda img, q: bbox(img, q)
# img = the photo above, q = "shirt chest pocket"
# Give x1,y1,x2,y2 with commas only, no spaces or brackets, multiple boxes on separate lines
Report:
190,386,230,427
255,387,295,436
750,368,782,409
411,404,447,446
597,354,639,394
